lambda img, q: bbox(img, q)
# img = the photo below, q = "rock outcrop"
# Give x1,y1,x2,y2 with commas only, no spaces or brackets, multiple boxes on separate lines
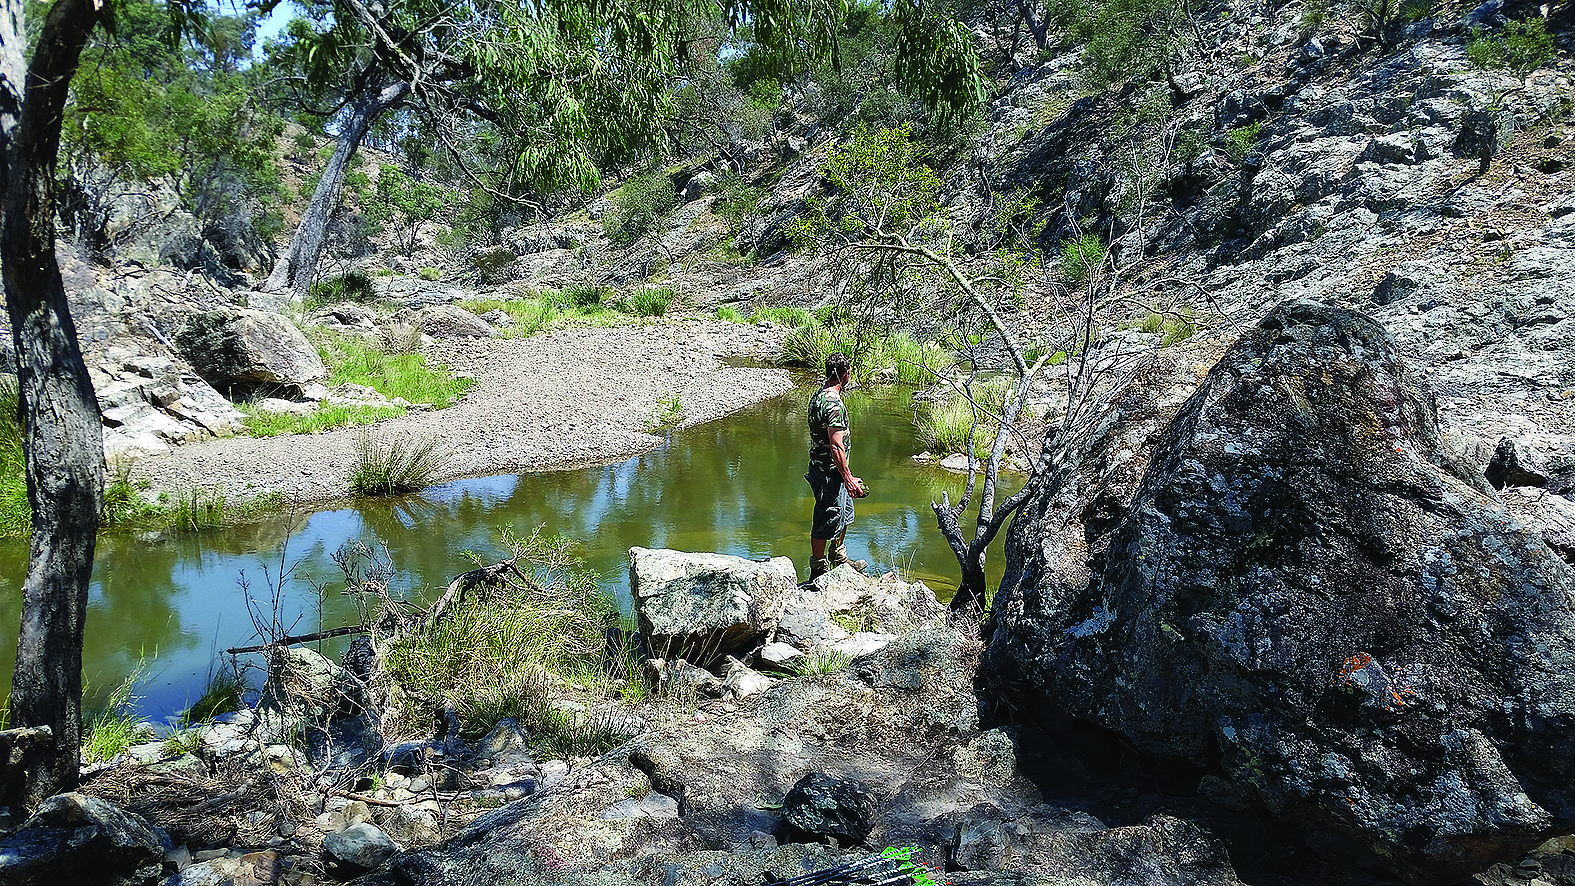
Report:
985,301,1575,884
174,308,326,397
0,793,170,886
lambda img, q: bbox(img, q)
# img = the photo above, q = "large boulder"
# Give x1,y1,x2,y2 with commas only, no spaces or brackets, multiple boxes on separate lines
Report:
0,792,170,886
174,308,325,397
984,301,1575,884
630,548,798,661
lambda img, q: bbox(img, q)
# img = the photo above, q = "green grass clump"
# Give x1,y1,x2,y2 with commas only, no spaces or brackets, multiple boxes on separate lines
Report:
378,526,639,749
317,332,472,408
349,433,449,496
750,306,814,327
789,649,853,676
180,669,244,726
619,286,674,317
1223,122,1262,165
418,267,443,281
715,305,745,322
83,663,150,764
0,378,28,537
307,270,376,308
1059,234,1106,285
1132,307,1197,346
243,403,403,437
918,378,1011,458
780,321,954,385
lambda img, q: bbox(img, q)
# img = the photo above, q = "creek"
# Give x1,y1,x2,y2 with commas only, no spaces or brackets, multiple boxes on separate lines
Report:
0,383,1009,721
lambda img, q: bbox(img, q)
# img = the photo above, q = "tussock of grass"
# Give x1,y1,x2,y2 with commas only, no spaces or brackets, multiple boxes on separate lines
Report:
750,306,814,327
317,332,472,408
83,663,150,764
918,378,1012,459
350,433,449,496
180,669,244,726
715,305,745,322
780,321,955,385
377,527,641,751
0,378,28,537
460,288,671,339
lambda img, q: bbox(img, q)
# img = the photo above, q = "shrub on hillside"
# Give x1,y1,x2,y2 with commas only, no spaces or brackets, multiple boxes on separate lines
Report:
604,171,678,247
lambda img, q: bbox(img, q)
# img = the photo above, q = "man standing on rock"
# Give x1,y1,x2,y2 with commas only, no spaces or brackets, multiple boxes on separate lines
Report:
806,352,868,582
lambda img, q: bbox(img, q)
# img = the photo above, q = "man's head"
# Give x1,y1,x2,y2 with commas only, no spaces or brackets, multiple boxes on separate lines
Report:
824,352,851,385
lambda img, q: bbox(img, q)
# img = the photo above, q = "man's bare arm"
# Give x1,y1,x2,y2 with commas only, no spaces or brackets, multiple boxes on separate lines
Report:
829,428,866,497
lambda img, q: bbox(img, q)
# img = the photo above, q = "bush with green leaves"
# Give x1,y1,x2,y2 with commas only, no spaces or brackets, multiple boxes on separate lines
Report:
367,163,446,254
1467,19,1556,74
1223,122,1262,164
1058,234,1106,285
377,526,641,742
308,270,376,306
604,171,678,246
1054,0,1183,87
620,286,674,317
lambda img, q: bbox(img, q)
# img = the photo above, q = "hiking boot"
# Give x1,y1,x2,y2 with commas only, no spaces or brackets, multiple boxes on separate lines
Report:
808,557,832,581
829,541,868,574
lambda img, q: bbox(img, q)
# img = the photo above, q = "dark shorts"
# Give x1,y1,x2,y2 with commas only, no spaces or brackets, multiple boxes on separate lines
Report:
806,469,854,540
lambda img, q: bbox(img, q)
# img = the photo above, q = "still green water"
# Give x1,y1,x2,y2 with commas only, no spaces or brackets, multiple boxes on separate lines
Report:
0,383,1005,721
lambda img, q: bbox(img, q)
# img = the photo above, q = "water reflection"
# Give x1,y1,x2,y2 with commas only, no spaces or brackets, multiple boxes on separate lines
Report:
0,384,1005,718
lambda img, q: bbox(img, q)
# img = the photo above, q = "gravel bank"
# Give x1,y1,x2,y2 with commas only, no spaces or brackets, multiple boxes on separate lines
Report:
133,318,796,506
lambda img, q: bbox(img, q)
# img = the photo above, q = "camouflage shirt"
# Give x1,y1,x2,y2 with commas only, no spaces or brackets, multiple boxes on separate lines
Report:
807,387,850,475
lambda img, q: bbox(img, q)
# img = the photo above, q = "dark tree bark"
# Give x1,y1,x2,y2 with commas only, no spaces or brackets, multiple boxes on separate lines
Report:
0,0,106,807
263,67,410,299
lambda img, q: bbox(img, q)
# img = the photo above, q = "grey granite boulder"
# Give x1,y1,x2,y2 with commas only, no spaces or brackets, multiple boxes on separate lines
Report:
985,301,1575,884
174,308,325,395
630,547,797,662
323,822,399,875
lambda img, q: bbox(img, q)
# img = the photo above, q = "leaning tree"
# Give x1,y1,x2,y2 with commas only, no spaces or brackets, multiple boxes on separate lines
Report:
257,0,986,299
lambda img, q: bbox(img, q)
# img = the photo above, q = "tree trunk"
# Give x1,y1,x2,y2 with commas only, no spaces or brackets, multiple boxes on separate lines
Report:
263,68,410,299
0,0,105,809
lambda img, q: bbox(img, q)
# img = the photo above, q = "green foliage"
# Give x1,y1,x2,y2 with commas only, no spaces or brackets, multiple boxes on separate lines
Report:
83,663,150,764
1058,234,1107,284
1467,19,1556,74
789,649,854,676
1173,124,1207,166
1057,0,1183,87
418,267,443,281
0,378,26,537
316,331,475,409
714,170,767,235
751,306,815,326
243,404,403,437
918,378,1011,458
378,526,631,741
350,433,448,496
715,305,745,322
779,321,953,385
790,123,943,252
1132,308,1197,345
604,171,678,246
646,394,685,432
308,270,377,307
180,669,244,726
1223,122,1262,164
367,164,446,254
619,286,674,317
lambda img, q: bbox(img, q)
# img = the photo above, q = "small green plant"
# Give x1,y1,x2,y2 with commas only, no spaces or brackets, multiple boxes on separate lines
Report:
1173,125,1207,166
349,432,449,496
242,403,403,437
1058,234,1106,285
101,464,161,527
1223,122,1262,165
918,378,1011,459
418,267,443,281
180,668,244,726
750,306,814,327
562,284,613,308
1467,19,1556,74
0,376,27,537
161,729,203,758
308,269,376,306
620,286,674,317
1132,307,1197,345
714,170,767,234
646,394,684,432
83,662,151,764
715,305,745,322
789,649,854,676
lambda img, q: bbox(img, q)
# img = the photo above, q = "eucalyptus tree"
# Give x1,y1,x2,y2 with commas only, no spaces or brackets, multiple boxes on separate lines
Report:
259,0,986,299
1,0,108,808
